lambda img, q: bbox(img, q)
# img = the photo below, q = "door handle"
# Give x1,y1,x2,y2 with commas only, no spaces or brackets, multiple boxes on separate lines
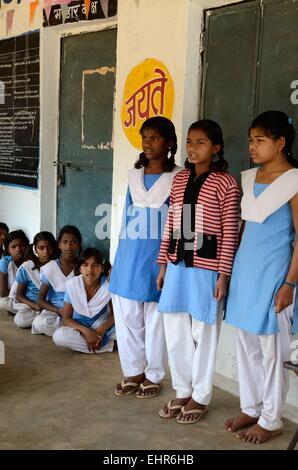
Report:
53,160,109,187
53,161,71,187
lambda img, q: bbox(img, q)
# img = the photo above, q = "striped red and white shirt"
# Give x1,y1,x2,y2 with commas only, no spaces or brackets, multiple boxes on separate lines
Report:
157,169,240,276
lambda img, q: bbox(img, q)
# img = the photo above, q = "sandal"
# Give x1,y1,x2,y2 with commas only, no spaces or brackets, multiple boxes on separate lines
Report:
159,400,184,419
176,406,208,424
136,382,163,399
114,380,141,397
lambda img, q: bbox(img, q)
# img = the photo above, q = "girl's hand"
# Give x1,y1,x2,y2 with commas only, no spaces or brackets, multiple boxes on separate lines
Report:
275,284,294,314
84,329,101,353
96,326,106,340
32,303,41,312
214,274,229,302
156,265,167,291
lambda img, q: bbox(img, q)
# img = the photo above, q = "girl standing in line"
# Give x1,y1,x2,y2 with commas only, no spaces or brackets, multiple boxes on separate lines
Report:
110,116,181,398
13,232,56,328
53,247,115,354
157,120,239,424
32,225,82,337
225,111,298,444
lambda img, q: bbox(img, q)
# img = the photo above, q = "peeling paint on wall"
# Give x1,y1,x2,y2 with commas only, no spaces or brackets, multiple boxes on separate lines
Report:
81,66,116,143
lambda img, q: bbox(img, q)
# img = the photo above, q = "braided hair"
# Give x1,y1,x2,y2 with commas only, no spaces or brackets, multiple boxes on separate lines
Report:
135,116,177,172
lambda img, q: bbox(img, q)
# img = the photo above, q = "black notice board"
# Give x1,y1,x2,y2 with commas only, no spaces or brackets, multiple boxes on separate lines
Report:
0,31,39,189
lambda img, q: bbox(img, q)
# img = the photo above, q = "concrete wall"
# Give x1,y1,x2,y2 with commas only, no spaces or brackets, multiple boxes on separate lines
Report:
0,0,297,417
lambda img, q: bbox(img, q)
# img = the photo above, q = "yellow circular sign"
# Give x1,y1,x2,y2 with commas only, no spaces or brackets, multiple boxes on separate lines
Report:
121,58,175,150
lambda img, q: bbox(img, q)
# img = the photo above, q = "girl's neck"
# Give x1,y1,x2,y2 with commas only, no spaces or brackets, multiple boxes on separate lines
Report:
194,162,210,177
60,254,76,265
84,277,101,299
145,157,166,174
260,155,292,175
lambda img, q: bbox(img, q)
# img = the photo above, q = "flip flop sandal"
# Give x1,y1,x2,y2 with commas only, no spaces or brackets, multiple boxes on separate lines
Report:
176,406,208,424
136,382,163,399
159,400,184,419
114,380,141,397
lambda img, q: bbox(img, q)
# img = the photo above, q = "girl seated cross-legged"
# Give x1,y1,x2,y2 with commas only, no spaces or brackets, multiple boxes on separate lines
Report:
0,230,29,315
53,248,115,354
13,231,56,329
31,225,82,337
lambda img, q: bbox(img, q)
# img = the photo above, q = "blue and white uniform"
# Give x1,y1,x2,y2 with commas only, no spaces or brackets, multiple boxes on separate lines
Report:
109,166,181,383
13,260,41,328
0,255,18,314
225,168,298,432
31,259,74,337
53,275,115,353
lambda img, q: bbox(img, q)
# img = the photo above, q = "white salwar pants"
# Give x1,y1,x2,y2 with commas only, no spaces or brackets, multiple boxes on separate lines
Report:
31,310,63,336
163,304,223,405
0,297,16,315
237,304,293,431
53,326,114,353
112,294,167,384
14,303,39,328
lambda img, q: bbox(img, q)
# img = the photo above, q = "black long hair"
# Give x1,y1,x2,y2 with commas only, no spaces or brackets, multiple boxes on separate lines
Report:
185,119,228,173
250,111,297,167
4,230,29,255
24,231,57,269
77,247,111,278
135,116,177,172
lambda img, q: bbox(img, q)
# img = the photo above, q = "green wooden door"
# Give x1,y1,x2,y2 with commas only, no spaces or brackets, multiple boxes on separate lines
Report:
256,0,298,159
202,0,298,177
57,28,116,257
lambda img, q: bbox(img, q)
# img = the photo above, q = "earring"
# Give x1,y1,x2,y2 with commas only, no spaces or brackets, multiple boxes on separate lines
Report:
32,245,38,257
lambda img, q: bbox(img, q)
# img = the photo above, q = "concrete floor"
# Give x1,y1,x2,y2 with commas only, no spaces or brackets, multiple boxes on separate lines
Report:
0,313,296,451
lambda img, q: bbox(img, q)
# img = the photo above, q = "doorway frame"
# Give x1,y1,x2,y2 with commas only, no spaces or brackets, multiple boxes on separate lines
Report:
39,16,117,236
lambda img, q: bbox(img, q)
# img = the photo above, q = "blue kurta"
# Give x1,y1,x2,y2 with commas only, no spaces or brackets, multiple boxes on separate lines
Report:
225,183,297,335
158,261,218,323
40,259,65,309
0,255,12,275
16,266,39,303
109,174,169,302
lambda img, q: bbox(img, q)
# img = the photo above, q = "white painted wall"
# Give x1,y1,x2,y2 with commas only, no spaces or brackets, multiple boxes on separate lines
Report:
0,0,297,418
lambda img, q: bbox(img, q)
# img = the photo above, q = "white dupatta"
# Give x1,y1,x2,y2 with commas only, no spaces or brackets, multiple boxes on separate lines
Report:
66,275,111,319
241,167,298,223
128,166,182,208
40,260,74,292
9,260,40,300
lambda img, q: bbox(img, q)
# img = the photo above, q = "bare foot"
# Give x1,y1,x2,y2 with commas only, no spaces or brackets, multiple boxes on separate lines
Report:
237,423,282,444
225,412,258,432
114,373,145,396
159,397,191,418
176,398,207,424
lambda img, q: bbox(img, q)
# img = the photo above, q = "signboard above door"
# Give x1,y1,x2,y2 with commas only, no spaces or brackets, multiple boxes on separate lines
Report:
43,0,117,27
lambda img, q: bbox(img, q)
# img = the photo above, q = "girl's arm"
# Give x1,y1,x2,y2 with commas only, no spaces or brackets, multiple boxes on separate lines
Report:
16,283,40,311
275,192,298,313
0,272,9,297
157,264,167,290
38,283,62,315
62,302,99,352
215,181,240,301
238,220,246,246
